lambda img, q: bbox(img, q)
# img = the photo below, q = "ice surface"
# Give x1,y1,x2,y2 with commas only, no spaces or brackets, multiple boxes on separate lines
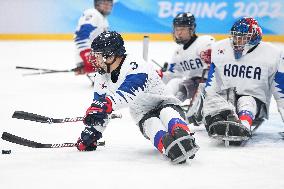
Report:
0,40,284,189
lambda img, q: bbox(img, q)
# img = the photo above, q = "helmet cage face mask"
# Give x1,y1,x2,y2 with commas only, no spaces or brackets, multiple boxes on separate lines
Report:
91,31,126,73
89,50,113,74
230,17,262,59
230,31,253,56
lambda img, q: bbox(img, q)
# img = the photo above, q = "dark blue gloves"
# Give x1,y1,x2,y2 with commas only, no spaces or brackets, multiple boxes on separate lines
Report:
83,94,113,126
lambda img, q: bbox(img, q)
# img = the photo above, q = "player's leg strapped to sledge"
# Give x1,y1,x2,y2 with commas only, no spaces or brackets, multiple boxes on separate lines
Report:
139,104,199,164
203,88,266,145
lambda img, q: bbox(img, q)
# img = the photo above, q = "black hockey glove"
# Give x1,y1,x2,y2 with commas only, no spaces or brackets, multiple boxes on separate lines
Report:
76,126,102,151
84,94,113,126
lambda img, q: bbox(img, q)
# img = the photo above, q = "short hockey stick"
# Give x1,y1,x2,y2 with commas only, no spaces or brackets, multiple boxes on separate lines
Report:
151,59,162,68
1,132,105,148
17,66,95,86
12,111,122,124
151,59,169,73
16,66,60,72
22,70,73,76
16,66,77,76
86,74,95,86
16,66,76,72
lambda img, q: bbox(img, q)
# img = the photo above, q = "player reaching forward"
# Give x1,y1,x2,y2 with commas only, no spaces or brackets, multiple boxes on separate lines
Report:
204,17,284,145
75,31,199,164
74,0,113,75
158,12,215,125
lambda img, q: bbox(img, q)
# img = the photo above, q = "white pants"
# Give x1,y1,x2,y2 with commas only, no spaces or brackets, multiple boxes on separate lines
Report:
166,78,183,97
237,96,257,119
143,107,190,145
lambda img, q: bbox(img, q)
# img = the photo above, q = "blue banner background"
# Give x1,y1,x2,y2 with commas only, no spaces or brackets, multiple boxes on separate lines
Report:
0,0,283,35
109,0,284,34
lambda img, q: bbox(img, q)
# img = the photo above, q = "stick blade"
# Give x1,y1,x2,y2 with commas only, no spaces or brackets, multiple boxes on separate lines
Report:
1,132,44,148
12,111,52,123
2,132,105,148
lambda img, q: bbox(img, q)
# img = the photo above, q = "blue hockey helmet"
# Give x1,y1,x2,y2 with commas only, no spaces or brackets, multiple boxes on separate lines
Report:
230,17,262,59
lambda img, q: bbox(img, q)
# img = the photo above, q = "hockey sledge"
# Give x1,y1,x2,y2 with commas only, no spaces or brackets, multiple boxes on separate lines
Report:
165,135,200,164
208,118,265,147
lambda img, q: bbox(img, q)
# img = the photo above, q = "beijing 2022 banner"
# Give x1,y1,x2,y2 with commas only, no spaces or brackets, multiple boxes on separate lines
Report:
109,0,284,34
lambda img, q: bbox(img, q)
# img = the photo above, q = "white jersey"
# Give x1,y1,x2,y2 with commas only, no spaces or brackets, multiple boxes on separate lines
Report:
92,55,181,123
74,8,109,59
162,35,215,83
206,38,284,121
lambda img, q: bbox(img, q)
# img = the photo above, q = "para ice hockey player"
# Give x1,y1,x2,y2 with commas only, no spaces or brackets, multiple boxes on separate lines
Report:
204,17,284,145
73,0,113,75
158,12,215,126
75,31,199,164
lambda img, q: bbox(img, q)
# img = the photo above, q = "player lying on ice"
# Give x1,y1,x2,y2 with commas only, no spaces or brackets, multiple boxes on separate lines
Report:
75,31,199,164
203,17,284,146
157,12,215,126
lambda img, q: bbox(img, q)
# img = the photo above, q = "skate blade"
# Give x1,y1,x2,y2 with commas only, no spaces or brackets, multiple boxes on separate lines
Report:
209,120,251,137
211,134,250,141
172,145,200,164
165,135,200,164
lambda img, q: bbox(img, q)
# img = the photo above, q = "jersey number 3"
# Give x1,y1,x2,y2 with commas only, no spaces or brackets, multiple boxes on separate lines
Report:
130,62,138,70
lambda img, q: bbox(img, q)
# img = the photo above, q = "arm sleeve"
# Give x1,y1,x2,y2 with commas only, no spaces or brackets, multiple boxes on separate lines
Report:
196,35,215,66
204,62,221,94
74,11,99,52
162,49,185,83
107,73,149,110
271,52,284,122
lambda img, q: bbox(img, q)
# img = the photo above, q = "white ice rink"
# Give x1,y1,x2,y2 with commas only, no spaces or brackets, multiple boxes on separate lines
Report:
0,40,284,189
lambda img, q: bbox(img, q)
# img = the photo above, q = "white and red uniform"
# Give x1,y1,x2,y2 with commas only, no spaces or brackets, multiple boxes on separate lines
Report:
162,35,215,97
90,55,194,152
205,38,284,126
74,8,109,72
